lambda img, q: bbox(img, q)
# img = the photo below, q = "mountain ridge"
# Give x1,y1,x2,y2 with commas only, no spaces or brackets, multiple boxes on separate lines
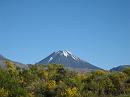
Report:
0,54,27,69
110,65,130,72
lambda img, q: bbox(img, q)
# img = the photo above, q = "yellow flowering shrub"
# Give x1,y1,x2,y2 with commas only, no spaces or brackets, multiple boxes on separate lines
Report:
5,61,16,73
94,70,106,76
43,71,48,80
47,80,56,89
0,88,9,97
61,87,80,97
27,92,35,97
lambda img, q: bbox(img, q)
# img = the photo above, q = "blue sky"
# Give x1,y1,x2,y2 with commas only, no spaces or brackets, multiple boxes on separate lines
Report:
0,0,130,69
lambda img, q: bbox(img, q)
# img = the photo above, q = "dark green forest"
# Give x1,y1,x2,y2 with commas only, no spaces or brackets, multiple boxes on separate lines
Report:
0,61,130,97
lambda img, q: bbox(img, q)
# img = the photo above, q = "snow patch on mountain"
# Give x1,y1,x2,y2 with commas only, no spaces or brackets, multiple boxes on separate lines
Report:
56,50,72,57
49,57,53,62
72,55,79,60
63,50,72,57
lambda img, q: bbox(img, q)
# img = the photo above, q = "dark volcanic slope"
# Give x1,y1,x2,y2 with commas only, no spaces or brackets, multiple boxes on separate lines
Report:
36,50,101,71
0,54,27,69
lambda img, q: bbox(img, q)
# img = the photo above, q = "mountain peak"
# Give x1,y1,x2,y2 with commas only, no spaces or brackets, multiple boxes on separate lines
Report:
36,50,101,71
56,50,72,57
54,50,79,60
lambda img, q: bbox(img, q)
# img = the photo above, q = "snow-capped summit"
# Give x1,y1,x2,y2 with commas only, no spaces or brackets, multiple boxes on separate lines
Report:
56,50,72,57
36,50,101,71
55,50,79,60
55,50,71,57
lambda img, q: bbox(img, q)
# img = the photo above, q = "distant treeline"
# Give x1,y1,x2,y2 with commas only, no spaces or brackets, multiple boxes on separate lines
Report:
0,61,130,97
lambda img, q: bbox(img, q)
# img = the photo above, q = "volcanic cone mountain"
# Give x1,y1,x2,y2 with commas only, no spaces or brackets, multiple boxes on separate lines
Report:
36,50,101,71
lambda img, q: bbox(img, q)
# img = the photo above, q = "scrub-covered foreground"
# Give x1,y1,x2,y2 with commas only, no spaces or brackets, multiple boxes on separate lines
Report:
0,61,130,97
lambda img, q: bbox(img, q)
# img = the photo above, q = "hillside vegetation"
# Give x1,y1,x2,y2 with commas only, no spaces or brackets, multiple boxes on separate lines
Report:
0,61,130,97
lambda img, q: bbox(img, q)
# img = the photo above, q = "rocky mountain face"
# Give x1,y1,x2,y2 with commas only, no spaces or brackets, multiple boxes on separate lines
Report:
36,50,101,71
